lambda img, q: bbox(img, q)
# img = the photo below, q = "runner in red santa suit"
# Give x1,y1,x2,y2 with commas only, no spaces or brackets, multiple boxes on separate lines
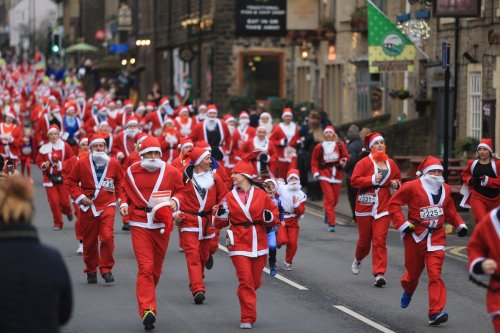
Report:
240,125,277,179
270,108,300,179
117,99,135,132
171,138,193,171
112,116,141,169
234,111,256,149
172,147,228,304
191,104,230,163
35,103,64,147
194,104,207,124
120,136,183,331
96,121,114,154
0,110,22,165
37,125,74,230
174,105,195,138
278,169,307,271
62,136,90,255
66,134,126,284
311,125,349,232
122,132,148,171
460,138,500,224
350,132,401,287
158,117,179,164
214,156,279,329
105,100,120,131
389,156,468,326
61,101,83,155
84,104,109,134
195,140,231,190
467,207,500,333
142,97,174,136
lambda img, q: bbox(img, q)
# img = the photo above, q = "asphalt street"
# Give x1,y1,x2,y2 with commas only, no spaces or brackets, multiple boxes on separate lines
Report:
28,168,492,333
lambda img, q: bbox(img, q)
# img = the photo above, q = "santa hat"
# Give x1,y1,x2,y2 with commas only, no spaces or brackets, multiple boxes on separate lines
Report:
282,108,293,119
79,136,89,146
139,136,162,156
165,117,175,125
150,191,173,229
125,116,139,128
133,132,148,145
146,102,156,110
136,105,146,113
98,121,109,129
4,109,16,120
178,106,189,116
49,104,61,114
323,125,335,135
107,100,116,107
123,99,134,108
286,168,300,182
260,112,271,120
64,101,77,113
264,178,278,189
198,104,207,111
206,104,218,115
190,147,211,166
89,133,106,147
477,138,494,154
415,156,443,177
47,124,60,135
98,105,107,113
195,140,212,151
91,99,99,106
233,159,256,180
224,114,235,124
179,138,194,150
365,132,384,149
256,125,268,133
239,111,249,119
159,97,170,107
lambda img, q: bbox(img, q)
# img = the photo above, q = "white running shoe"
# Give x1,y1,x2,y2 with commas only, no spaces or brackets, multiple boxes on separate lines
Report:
351,259,361,275
374,274,386,287
76,243,83,255
283,262,292,271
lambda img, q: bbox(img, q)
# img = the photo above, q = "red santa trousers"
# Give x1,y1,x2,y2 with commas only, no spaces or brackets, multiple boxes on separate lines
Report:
80,206,115,275
21,156,31,178
45,184,72,228
319,181,341,226
273,159,297,179
72,203,83,241
284,225,300,265
470,192,500,224
131,226,170,317
209,227,221,255
230,255,267,324
180,232,210,294
401,235,446,317
493,316,500,333
354,215,390,276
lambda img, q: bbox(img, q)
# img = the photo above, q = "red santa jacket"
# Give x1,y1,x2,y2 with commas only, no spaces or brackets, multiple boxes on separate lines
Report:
36,140,75,187
174,116,195,138
240,136,277,177
112,131,136,162
278,184,307,227
216,186,278,257
389,178,466,251
158,128,179,164
0,122,22,160
123,161,183,229
270,122,300,163
311,140,349,184
34,113,64,147
467,207,500,315
66,154,125,216
191,119,230,160
171,155,190,172
460,158,500,208
173,169,228,240
234,125,256,149
350,155,401,219
143,110,169,136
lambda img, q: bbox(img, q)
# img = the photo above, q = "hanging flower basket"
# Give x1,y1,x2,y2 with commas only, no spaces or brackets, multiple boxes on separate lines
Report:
350,5,368,32
389,89,412,100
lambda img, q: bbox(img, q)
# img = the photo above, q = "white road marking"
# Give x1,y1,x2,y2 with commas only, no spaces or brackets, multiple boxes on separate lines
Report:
333,305,396,333
217,244,309,291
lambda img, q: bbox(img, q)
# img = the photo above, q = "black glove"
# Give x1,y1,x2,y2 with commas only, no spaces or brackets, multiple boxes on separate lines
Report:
216,206,226,217
296,141,304,149
263,209,273,223
457,227,468,237
283,138,288,146
403,224,414,234
258,153,267,163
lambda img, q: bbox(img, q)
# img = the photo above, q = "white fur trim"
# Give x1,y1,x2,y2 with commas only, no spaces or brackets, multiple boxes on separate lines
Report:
422,164,443,175
120,202,128,208
139,146,162,156
286,173,300,182
151,201,171,220
282,110,293,118
456,223,467,232
194,150,210,166
263,209,274,223
368,135,384,148
478,143,493,153
90,138,105,147
480,176,489,187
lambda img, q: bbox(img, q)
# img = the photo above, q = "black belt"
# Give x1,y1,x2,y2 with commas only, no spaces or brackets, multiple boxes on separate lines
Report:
469,274,500,291
181,210,211,217
136,206,152,213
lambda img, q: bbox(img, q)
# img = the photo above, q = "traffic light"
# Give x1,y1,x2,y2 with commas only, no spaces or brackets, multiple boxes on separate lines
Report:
51,34,61,54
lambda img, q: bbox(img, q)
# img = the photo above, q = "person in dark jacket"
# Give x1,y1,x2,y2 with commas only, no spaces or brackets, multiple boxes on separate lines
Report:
344,125,366,222
0,176,73,333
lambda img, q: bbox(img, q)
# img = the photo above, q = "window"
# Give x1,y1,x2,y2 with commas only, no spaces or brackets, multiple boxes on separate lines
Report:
355,62,382,120
468,70,482,139
240,53,283,100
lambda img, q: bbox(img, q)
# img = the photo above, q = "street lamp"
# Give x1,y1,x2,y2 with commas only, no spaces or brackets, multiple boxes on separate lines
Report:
130,58,136,64
121,59,128,66
136,39,151,46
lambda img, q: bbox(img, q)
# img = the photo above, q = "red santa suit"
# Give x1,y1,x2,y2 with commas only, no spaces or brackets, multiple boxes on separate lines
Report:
34,104,64,147
172,147,228,301
270,109,300,178
171,138,193,172
311,127,349,228
0,113,23,163
142,98,172,136
389,156,467,318
279,169,307,267
467,207,500,332
240,131,276,178
174,106,195,138
460,139,500,224
214,158,278,326
36,125,74,229
350,133,401,277
234,111,256,149
111,117,140,169
190,105,230,162
158,118,179,163
66,135,126,277
122,137,183,321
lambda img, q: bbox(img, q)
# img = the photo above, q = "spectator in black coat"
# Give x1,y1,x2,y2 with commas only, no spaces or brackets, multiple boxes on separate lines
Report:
0,176,73,333
301,110,324,200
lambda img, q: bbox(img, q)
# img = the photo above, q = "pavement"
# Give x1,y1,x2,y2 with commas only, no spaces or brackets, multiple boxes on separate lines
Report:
26,168,492,333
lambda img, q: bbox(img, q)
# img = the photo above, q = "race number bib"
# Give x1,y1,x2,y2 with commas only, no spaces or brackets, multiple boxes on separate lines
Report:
150,190,172,207
284,146,296,158
102,178,115,192
358,193,376,205
419,205,443,221
323,152,339,163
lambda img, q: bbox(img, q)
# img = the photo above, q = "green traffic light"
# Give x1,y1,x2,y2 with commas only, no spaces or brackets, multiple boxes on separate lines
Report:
51,44,60,53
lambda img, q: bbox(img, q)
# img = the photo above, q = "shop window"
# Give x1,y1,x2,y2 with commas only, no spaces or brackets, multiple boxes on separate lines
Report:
240,53,283,100
355,62,381,120
468,69,482,139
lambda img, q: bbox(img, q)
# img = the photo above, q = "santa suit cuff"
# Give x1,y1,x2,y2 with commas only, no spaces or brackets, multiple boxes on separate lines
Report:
57,161,62,171
61,132,69,141
313,172,319,179
480,176,489,187
397,221,413,238
371,174,378,186
469,257,486,275
75,194,87,204
116,152,124,161
120,202,128,209
263,209,274,223
280,138,286,146
456,223,467,232
171,197,180,211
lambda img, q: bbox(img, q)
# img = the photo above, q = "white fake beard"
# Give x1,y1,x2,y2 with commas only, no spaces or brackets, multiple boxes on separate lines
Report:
193,170,215,190
92,151,110,166
126,129,138,138
141,158,164,172
198,113,206,121
228,125,235,136
287,181,302,191
239,119,249,128
205,118,218,131
259,120,273,134
421,174,444,195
